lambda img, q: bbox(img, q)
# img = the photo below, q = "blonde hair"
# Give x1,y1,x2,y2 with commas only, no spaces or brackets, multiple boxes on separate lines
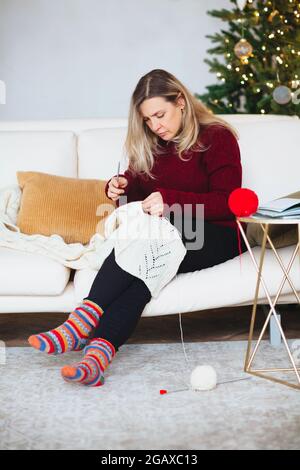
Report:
124,69,238,179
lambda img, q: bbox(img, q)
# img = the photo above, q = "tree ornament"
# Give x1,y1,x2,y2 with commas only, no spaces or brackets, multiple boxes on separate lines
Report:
272,85,292,104
268,10,279,22
291,80,300,89
234,38,253,63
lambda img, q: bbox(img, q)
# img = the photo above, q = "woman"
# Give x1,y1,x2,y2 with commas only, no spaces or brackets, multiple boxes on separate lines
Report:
28,69,247,387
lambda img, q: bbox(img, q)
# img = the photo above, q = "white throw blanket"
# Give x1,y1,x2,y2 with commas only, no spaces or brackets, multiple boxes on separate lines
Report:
0,184,186,297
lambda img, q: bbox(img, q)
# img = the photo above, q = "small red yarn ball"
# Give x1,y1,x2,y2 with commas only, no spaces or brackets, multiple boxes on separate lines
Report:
228,188,259,217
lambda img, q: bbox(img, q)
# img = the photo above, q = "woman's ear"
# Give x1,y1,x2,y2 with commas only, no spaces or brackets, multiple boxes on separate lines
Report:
176,94,185,110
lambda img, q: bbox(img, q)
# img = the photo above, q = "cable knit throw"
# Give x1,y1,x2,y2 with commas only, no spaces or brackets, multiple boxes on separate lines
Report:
0,185,186,297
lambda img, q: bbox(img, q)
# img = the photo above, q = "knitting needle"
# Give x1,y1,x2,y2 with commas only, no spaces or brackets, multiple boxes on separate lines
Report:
160,377,252,395
117,161,120,185
218,376,252,385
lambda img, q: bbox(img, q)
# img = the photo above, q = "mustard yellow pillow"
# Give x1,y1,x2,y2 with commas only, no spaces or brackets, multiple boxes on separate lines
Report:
16,171,116,244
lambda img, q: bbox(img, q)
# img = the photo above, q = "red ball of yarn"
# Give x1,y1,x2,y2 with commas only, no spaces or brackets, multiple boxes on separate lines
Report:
228,188,259,217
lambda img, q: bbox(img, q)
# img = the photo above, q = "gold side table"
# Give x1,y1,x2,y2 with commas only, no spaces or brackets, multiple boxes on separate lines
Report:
237,215,300,390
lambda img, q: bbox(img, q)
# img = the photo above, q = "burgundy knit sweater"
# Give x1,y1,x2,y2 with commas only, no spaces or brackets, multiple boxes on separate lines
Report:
105,125,244,231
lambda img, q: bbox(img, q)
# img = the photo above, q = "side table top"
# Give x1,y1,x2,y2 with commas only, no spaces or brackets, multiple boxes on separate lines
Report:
237,215,300,225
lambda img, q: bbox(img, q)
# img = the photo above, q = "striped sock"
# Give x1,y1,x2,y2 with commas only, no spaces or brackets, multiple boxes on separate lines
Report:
61,337,116,387
28,299,104,355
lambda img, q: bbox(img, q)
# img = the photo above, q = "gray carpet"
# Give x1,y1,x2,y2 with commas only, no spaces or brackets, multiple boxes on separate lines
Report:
0,340,300,450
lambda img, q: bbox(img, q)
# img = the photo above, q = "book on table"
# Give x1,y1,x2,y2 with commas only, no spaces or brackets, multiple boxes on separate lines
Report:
252,197,300,219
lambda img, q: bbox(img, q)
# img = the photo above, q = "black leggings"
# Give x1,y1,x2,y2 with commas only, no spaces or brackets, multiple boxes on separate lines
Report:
85,221,247,351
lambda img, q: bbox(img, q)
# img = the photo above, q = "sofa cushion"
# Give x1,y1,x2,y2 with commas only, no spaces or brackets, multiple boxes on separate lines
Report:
246,221,297,249
73,268,100,305
237,120,300,204
0,131,77,188
78,128,128,180
76,121,300,205
0,281,76,314
142,245,300,316
72,245,300,315
0,118,128,134
0,247,71,296
16,171,115,244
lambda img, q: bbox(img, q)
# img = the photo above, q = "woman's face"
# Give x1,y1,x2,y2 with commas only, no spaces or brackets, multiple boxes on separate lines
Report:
140,96,185,141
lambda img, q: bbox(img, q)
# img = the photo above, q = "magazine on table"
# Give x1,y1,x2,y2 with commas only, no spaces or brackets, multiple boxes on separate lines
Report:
252,197,300,219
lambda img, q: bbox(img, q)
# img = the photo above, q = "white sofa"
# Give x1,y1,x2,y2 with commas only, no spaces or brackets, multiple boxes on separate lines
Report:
0,115,299,319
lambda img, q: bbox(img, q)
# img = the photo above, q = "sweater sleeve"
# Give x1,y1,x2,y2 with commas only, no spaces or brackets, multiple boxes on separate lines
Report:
156,127,242,220
105,168,144,207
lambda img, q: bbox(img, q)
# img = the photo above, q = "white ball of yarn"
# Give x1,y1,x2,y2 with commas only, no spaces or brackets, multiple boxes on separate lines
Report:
190,365,217,391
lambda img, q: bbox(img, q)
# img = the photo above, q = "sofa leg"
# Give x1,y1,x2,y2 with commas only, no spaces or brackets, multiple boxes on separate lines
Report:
261,304,281,347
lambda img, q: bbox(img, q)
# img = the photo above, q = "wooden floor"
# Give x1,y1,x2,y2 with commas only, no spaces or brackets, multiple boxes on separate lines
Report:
1,304,299,347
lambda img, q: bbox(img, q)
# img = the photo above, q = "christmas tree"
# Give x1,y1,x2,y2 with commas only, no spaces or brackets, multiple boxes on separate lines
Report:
196,0,300,115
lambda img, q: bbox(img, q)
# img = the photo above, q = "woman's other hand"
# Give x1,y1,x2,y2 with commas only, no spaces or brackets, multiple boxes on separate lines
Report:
142,191,164,216
107,176,128,201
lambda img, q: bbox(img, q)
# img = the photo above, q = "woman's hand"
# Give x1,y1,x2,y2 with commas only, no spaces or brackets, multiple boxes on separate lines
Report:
107,176,128,201
142,191,164,216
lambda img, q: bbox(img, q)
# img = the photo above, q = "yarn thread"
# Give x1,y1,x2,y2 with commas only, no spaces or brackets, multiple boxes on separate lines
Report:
160,274,252,395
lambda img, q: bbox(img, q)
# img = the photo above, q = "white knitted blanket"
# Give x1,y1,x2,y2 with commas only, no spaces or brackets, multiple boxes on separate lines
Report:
0,184,186,297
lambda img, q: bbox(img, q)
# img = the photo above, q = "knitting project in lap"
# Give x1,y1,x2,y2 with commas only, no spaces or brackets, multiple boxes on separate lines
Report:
104,201,187,297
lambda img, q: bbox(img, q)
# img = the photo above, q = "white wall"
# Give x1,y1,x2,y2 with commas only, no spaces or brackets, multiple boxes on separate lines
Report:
0,0,230,120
